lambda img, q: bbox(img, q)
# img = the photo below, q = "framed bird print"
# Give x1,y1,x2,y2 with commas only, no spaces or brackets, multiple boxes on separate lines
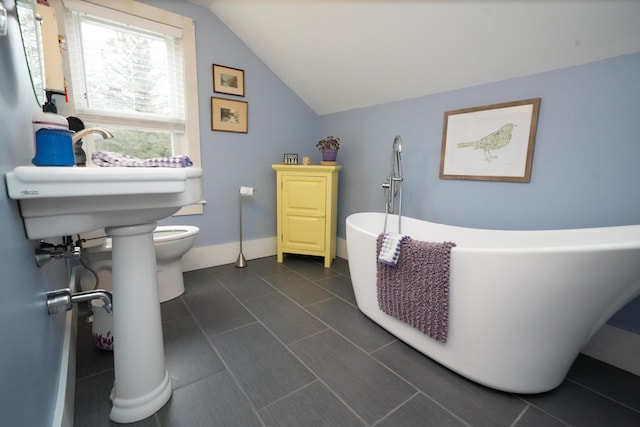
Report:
440,98,540,182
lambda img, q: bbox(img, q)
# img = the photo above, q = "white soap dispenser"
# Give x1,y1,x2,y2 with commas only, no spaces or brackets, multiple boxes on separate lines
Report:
32,90,68,135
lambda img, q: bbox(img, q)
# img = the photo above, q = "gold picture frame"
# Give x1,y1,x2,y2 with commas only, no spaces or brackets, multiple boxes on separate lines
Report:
212,64,245,97
440,98,541,182
211,97,248,133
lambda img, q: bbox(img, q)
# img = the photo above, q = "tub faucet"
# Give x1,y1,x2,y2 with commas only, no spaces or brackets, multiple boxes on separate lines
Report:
72,127,114,144
382,135,404,233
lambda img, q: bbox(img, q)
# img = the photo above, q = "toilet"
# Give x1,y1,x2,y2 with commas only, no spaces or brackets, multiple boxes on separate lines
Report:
79,225,199,302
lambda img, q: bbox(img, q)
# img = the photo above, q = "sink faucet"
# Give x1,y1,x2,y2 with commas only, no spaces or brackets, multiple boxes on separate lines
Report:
72,127,114,143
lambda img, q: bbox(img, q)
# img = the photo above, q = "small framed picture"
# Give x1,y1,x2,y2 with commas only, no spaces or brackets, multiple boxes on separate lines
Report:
211,97,248,133
283,153,298,165
212,64,245,97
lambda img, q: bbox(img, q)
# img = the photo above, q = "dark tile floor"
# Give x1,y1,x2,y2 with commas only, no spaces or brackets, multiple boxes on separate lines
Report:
75,256,640,426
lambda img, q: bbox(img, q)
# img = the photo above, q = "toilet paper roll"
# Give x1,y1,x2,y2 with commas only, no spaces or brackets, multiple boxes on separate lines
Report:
240,186,255,196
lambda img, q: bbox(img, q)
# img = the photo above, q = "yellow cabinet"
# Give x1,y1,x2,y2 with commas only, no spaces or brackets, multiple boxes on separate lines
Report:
272,164,341,267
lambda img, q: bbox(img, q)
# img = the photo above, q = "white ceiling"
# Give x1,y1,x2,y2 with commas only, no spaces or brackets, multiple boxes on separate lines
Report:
189,0,640,115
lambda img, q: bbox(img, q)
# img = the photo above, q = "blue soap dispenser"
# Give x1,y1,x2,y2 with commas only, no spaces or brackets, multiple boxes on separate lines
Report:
32,91,75,167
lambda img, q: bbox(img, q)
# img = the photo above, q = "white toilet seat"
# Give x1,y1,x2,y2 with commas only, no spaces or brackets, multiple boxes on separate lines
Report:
153,225,199,243
80,225,200,302
83,225,199,248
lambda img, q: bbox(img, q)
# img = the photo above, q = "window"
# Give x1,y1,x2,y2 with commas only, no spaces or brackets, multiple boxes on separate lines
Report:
63,0,201,214
66,10,184,157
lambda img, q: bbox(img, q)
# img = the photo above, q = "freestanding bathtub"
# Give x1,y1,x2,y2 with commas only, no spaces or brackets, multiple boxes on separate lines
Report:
346,212,640,393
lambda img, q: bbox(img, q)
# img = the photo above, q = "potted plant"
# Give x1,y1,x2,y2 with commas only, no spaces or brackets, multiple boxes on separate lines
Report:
316,135,340,163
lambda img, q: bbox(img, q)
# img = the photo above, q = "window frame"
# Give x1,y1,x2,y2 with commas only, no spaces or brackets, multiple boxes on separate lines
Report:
61,0,202,215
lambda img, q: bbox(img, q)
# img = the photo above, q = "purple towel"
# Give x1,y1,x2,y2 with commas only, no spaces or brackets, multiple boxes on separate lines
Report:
376,234,456,343
91,151,193,168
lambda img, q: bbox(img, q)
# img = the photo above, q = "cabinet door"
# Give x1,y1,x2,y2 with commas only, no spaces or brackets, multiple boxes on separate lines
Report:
281,175,326,252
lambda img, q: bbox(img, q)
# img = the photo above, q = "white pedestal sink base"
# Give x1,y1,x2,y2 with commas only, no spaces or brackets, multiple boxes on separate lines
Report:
107,223,172,423
5,165,204,422
110,371,172,423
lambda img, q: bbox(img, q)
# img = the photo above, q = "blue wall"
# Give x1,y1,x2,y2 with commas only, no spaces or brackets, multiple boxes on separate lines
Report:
321,53,640,334
2,1,637,423
1,1,317,423
0,1,70,425
142,0,319,246
324,54,640,232
148,2,640,334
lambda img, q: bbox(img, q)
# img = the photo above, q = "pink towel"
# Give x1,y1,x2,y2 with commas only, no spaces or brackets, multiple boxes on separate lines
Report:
376,234,456,343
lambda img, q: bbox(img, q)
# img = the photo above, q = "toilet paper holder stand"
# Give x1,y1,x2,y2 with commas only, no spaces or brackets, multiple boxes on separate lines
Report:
236,186,256,268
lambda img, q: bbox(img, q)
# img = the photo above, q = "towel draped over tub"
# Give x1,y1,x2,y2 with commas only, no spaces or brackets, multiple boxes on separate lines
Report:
376,234,456,343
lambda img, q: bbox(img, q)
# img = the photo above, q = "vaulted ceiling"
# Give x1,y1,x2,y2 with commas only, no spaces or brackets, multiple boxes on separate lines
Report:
189,0,640,115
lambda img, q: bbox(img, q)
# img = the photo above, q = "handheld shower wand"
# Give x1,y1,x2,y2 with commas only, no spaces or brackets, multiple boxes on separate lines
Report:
392,136,403,233
382,135,404,233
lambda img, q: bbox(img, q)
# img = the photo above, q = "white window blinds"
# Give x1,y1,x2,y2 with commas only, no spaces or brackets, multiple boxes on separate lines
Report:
65,4,186,132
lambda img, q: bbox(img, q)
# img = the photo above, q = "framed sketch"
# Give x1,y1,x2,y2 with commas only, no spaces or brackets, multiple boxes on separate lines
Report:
212,64,245,96
211,97,248,133
440,98,541,182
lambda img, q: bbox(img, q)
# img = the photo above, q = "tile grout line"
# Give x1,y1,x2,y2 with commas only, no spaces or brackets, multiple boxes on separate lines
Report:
230,259,376,425
175,286,270,427
370,391,421,427
565,377,640,414
268,261,438,425
75,256,640,426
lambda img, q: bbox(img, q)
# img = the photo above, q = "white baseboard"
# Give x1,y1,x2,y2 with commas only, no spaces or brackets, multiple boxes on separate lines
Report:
183,236,346,271
181,237,277,271
581,324,640,376
337,237,348,260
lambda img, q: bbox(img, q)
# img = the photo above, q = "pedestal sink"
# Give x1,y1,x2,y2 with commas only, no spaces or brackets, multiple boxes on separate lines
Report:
5,165,203,423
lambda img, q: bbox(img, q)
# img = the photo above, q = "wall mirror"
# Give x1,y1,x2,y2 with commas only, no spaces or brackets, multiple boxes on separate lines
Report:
15,0,45,107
